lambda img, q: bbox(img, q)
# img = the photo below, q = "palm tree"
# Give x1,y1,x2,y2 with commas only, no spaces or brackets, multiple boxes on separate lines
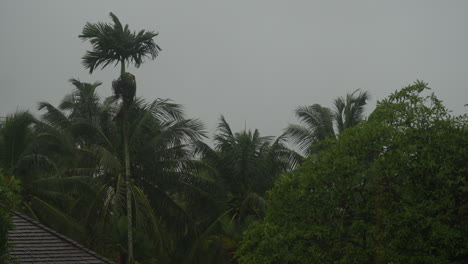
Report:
203,116,300,219
0,111,36,174
85,99,208,262
0,111,94,243
59,79,103,122
286,89,370,155
333,90,370,134
79,13,160,263
193,116,301,262
38,80,211,262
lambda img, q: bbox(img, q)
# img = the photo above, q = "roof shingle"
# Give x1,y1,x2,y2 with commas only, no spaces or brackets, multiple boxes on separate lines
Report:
8,211,114,264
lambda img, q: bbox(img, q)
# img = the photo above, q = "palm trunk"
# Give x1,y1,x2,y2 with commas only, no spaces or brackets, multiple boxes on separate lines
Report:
124,119,133,264
121,60,134,264
121,59,126,76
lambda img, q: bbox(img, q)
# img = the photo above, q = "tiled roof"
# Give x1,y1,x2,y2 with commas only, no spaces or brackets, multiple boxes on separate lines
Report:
8,210,114,264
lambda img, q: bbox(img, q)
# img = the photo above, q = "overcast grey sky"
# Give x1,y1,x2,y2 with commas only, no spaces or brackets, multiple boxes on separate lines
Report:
1,0,467,140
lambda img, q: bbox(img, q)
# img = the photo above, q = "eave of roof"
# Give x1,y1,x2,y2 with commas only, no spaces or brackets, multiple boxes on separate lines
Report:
8,210,115,264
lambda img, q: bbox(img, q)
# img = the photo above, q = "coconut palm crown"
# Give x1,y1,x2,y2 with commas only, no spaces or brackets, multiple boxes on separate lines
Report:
286,89,370,155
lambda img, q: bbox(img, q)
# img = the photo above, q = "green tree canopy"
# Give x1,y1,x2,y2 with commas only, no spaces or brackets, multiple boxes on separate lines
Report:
237,81,468,264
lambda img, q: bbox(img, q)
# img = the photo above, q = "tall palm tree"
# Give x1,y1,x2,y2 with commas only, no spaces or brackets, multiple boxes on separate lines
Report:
38,80,210,262
286,89,369,155
79,13,160,263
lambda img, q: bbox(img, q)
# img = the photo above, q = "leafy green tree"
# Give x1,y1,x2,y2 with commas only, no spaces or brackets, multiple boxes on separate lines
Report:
79,12,160,263
285,89,369,155
237,81,467,263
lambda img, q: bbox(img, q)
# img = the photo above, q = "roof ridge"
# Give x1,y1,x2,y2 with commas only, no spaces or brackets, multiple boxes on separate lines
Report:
11,210,115,263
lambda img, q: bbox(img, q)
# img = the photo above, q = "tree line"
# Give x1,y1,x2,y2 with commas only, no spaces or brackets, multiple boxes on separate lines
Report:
1,13,466,264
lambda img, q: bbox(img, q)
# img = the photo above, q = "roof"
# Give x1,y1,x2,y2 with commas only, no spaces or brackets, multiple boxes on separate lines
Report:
8,210,115,264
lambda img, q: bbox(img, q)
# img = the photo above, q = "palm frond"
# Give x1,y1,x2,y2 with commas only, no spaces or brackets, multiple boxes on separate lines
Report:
239,192,268,219
84,144,121,174
296,104,335,140
147,98,185,122
140,181,196,238
59,79,102,122
79,12,160,73
284,124,315,154
71,121,116,151
1,111,36,170
334,89,370,134
216,115,234,142
131,186,170,258
38,102,70,130
29,196,88,243
266,134,304,170
182,209,234,264
334,97,346,134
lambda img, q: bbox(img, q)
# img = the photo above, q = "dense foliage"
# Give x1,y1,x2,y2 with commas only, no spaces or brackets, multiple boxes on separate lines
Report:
0,171,21,263
236,81,468,263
